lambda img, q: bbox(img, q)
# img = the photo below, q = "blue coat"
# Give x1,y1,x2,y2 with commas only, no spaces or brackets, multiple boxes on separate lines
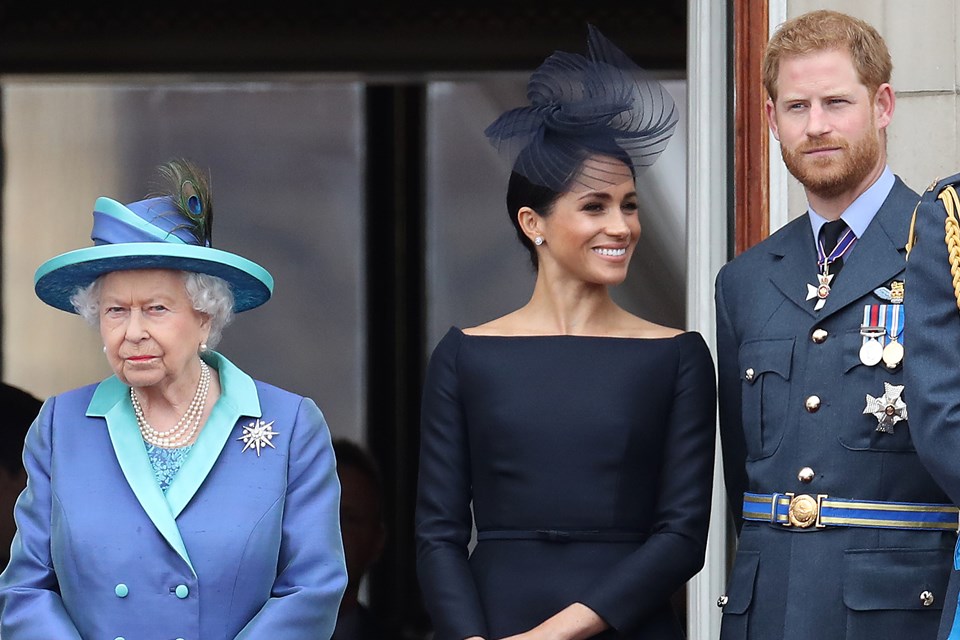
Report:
904,173,960,640
715,177,956,640
0,351,347,639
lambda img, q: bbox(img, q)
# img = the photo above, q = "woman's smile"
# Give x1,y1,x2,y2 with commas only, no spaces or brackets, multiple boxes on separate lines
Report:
593,246,628,259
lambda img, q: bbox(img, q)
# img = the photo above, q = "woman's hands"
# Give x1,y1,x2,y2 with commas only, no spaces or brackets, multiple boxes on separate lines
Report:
496,603,607,640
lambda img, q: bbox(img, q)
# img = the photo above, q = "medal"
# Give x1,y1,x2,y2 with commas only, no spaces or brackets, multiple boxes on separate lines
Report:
863,382,908,434
808,223,856,310
860,305,886,367
860,305,904,368
859,337,884,366
806,273,834,311
882,341,904,369
881,304,904,369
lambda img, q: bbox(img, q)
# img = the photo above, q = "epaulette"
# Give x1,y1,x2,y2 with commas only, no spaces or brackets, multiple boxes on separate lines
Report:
907,172,960,311
906,172,960,259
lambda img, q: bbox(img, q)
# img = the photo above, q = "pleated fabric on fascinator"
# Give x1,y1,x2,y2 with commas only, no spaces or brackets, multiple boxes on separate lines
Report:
484,24,678,191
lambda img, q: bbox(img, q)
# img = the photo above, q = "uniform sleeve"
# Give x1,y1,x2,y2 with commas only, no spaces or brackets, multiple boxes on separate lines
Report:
580,333,717,633
415,330,489,640
236,397,347,639
715,265,749,528
0,397,83,639
904,185,960,504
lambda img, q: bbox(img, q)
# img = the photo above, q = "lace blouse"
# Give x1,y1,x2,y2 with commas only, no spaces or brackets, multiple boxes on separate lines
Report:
145,442,194,493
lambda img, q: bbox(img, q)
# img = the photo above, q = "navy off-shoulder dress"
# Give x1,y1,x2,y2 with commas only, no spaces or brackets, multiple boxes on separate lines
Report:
416,328,717,639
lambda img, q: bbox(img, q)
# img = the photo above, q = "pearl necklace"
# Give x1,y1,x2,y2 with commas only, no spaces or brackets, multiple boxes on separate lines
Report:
131,361,211,448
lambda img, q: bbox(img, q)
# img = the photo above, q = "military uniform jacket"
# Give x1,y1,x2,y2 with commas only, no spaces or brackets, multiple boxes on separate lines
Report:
0,351,347,639
715,177,956,640
904,173,960,640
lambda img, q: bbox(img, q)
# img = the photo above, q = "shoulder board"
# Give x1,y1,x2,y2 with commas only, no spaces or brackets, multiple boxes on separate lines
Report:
924,173,960,197
907,173,960,258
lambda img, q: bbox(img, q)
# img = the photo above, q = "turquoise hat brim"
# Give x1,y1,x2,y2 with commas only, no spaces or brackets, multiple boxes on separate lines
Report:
34,243,274,313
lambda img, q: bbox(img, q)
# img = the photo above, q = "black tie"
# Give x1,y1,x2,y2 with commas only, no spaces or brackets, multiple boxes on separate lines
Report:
820,219,849,278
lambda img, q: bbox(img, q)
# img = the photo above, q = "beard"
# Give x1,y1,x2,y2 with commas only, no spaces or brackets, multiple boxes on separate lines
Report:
780,129,881,200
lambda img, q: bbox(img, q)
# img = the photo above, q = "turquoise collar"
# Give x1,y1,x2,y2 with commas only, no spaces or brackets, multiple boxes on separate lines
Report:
87,350,260,418
86,351,261,574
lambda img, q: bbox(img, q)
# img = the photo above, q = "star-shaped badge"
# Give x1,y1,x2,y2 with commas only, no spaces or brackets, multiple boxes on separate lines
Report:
863,382,908,434
806,273,834,311
238,419,279,456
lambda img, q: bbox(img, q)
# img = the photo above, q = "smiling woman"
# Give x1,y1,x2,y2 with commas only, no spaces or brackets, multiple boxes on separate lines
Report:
415,26,717,640
0,159,347,639
520,156,640,287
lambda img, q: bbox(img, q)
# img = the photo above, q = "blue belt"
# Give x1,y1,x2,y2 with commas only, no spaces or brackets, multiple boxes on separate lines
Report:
476,529,647,543
743,492,958,531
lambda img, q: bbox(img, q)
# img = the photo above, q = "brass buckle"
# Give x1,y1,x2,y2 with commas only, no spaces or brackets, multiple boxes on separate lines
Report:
783,493,828,528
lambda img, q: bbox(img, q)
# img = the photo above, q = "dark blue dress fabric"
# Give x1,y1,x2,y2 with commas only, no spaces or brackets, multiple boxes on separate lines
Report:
416,328,717,639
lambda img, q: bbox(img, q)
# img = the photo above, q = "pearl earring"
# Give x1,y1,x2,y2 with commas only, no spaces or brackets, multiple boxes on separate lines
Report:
102,345,107,354
534,236,544,246
199,342,208,353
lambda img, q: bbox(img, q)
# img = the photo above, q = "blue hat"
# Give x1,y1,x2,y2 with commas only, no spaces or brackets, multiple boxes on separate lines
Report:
34,188,273,314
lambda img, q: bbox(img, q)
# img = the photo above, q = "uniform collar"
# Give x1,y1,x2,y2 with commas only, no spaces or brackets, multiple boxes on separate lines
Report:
807,165,895,244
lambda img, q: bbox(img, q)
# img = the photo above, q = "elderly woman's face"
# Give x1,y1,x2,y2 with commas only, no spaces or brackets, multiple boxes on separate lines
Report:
98,269,210,391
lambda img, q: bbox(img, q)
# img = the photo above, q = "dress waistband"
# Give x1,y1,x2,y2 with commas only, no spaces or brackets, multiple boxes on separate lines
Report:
476,529,648,543
743,492,958,531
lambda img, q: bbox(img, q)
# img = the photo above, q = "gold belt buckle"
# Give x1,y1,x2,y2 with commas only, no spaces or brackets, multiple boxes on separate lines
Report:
784,493,827,528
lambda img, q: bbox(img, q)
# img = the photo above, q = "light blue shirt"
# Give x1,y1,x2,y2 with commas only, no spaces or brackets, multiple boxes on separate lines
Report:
807,166,895,255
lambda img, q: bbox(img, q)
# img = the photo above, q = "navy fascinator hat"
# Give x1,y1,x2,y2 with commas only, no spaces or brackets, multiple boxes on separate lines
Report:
484,25,678,192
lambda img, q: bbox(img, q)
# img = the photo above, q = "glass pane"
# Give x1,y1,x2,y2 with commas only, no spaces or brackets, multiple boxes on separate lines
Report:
2,79,366,441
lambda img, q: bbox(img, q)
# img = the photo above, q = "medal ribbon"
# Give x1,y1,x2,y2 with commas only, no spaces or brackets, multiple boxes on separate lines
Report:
861,305,883,350
886,304,904,345
817,226,856,273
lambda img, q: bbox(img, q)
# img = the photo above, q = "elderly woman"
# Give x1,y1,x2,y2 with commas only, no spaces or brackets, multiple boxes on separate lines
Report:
0,160,346,639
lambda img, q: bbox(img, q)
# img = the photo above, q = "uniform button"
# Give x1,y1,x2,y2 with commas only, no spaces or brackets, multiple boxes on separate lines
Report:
744,368,755,381
175,584,189,599
805,395,821,412
717,595,729,608
811,328,829,343
921,590,935,607
798,467,815,483
114,583,129,598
